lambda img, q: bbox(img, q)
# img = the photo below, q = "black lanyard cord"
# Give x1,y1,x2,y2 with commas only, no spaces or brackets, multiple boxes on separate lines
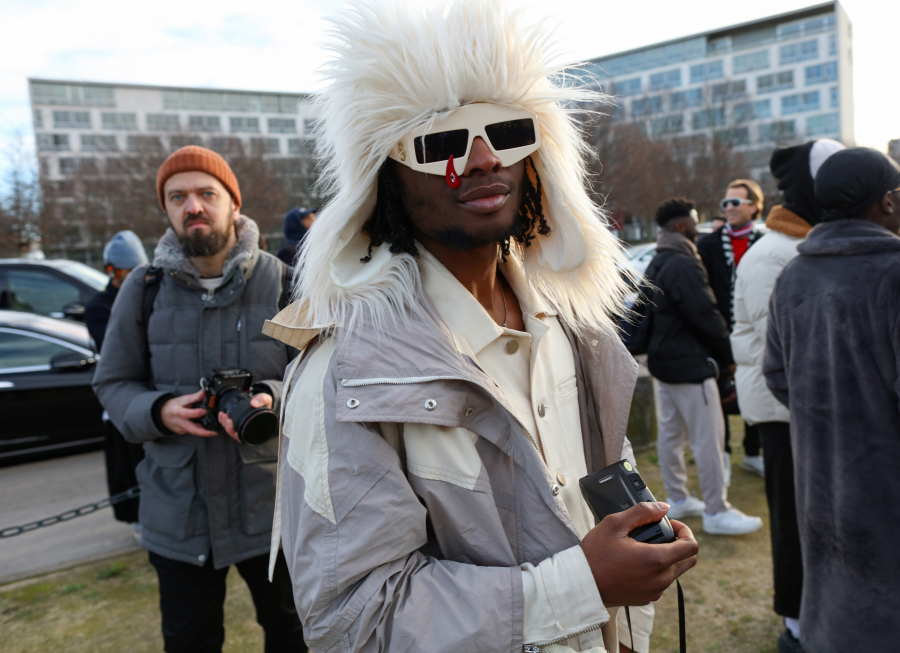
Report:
624,580,685,653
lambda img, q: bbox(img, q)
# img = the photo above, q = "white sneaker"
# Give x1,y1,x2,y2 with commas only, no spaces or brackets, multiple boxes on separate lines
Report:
665,496,705,520
741,455,765,478
723,452,732,487
703,507,763,535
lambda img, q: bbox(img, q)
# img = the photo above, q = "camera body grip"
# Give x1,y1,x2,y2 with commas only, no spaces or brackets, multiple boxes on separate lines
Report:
579,459,676,544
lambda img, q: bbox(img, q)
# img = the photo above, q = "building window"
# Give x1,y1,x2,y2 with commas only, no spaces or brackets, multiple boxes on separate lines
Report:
828,34,837,56
780,39,819,65
611,78,642,97
692,108,726,129
689,60,724,84
52,111,92,129
101,112,138,130
36,134,70,151
33,109,43,129
268,118,297,134
733,50,769,74
127,135,163,152
188,115,221,132
632,96,663,118
287,138,316,155
31,82,114,107
210,137,243,154
713,127,749,147
146,114,180,131
757,71,794,93
80,134,118,151
807,113,840,136
58,157,97,175
649,69,681,91
650,115,684,136
170,135,205,148
230,116,260,133
755,99,772,119
805,62,838,85
711,80,747,102
758,120,797,142
250,138,280,154
163,90,181,110
830,87,839,109
670,88,704,111
733,99,772,123
303,118,317,135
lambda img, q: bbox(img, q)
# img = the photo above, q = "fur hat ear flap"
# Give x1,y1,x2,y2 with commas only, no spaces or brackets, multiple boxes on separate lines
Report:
530,156,587,273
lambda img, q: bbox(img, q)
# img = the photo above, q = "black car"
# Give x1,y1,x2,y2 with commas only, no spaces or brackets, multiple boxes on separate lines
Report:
0,258,109,321
0,310,104,463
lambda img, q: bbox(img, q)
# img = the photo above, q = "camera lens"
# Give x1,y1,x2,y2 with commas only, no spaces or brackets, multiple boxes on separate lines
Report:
219,390,278,445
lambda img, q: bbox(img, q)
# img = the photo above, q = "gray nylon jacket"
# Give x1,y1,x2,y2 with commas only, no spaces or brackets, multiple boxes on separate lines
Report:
265,296,639,653
93,217,294,568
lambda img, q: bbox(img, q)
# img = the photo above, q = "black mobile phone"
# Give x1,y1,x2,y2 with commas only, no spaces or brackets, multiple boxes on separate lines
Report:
579,459,676,544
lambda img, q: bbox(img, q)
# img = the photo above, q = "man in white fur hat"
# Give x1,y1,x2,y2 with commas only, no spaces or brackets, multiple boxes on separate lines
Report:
264,2,698,651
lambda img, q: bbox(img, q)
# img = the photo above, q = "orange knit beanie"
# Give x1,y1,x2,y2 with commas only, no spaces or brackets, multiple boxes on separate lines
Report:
156,146,242,210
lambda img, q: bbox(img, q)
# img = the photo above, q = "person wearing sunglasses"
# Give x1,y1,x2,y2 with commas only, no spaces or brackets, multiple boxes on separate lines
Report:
764,147,900,653
697,179,766,482
262,2,701,653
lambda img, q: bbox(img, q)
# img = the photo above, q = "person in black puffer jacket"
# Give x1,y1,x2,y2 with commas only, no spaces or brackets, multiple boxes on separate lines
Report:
643,197,763,536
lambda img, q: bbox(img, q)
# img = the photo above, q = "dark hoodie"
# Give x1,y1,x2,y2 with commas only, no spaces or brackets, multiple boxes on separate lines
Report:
764,220,900,652
276,207,314,265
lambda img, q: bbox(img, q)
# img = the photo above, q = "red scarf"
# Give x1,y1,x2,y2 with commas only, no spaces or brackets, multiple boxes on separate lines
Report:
727,222,754,266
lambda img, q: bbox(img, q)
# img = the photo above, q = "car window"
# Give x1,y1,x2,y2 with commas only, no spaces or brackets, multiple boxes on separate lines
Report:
56,261,109,292
0,330,74,371
6,269,81,316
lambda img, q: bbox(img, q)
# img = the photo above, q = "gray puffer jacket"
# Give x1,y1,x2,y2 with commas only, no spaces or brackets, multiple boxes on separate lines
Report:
93,216,293,568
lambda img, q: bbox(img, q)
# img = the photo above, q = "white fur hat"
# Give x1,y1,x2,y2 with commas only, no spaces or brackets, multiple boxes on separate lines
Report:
277,0,631,342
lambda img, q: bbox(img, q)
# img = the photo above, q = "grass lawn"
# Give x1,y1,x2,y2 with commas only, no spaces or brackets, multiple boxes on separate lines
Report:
0,418,779,652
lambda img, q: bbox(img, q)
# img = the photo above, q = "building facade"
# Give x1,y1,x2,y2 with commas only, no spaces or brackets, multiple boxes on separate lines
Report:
29,78,316,185
579,1,853,179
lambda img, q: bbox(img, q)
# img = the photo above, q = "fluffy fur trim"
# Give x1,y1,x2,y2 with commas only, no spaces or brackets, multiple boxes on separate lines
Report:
291,0,632,338
153,215,260,281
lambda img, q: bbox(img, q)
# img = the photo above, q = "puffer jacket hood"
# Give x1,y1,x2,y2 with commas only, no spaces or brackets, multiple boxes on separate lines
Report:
278,0,632,345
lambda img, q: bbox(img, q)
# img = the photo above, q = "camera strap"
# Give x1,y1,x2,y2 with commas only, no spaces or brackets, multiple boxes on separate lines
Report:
624,579,685,652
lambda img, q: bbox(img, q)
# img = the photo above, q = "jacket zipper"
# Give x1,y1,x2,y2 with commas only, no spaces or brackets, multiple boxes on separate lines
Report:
341,376,546,460
525,620,606,651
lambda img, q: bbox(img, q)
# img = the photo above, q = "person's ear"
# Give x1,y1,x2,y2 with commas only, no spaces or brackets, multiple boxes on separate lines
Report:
883,191,897,214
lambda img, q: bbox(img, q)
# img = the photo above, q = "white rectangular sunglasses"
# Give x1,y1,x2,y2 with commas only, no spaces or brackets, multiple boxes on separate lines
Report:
387,103,541,175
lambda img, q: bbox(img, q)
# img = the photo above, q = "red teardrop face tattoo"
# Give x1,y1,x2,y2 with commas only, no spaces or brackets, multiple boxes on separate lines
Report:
446,155,461,188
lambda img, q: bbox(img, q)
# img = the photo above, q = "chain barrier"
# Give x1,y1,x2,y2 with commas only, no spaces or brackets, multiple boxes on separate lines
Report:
0,486,141,539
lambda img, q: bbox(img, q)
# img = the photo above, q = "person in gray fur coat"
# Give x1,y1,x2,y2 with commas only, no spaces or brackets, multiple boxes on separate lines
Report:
764,147,900,653
92,146,303,653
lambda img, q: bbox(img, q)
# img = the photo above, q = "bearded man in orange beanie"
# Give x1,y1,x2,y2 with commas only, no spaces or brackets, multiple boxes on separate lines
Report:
93,146,304,652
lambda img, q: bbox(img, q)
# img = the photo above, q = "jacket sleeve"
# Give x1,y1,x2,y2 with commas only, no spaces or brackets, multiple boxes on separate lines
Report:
763,288,790,407
665,256,734,368
279,341,525,653
92,265,173,443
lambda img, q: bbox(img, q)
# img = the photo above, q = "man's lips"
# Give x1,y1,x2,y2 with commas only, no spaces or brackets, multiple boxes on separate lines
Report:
458,184,510,213
186,219,210,230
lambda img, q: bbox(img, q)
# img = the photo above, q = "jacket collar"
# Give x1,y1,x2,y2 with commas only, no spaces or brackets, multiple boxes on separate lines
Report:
798,219,900,257
152,215,261,286
765,206,813,238
656,227,699,259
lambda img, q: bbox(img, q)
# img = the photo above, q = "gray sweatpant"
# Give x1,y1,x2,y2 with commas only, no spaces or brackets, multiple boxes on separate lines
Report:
654,377,729,515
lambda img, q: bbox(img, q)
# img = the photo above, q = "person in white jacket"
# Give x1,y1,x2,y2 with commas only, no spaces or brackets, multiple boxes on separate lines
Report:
730,138,843,653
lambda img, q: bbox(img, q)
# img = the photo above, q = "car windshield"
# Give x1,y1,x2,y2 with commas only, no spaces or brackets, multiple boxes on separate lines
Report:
55,261,109,291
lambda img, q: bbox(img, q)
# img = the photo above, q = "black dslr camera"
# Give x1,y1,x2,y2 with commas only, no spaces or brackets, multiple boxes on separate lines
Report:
197,368,278,446
579,460,675,544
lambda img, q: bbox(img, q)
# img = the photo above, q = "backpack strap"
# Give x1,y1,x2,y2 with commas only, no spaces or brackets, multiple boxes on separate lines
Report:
142,266,164,326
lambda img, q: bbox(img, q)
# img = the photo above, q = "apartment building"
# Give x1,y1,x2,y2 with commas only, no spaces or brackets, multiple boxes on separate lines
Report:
29,79,315,183
579,1,853,178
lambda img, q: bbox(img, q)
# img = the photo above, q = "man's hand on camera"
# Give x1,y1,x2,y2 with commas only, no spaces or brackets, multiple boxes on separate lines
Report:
160,389,218,437
580,501,699,607
218,393,273,442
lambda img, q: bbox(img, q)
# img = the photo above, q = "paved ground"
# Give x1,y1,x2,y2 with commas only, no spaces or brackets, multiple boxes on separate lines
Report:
0,451,140,584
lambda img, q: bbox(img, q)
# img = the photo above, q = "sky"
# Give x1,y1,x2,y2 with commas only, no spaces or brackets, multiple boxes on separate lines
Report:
1,0,898,171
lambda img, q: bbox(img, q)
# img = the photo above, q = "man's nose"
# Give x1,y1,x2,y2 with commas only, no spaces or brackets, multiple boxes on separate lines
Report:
463,136,501,176
184,193,202,215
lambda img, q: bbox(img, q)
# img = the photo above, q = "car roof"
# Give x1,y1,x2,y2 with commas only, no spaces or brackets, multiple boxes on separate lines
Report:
0,310,92,348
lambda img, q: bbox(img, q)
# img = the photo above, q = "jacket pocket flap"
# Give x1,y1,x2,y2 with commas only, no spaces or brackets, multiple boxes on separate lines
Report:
144,440,195,468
